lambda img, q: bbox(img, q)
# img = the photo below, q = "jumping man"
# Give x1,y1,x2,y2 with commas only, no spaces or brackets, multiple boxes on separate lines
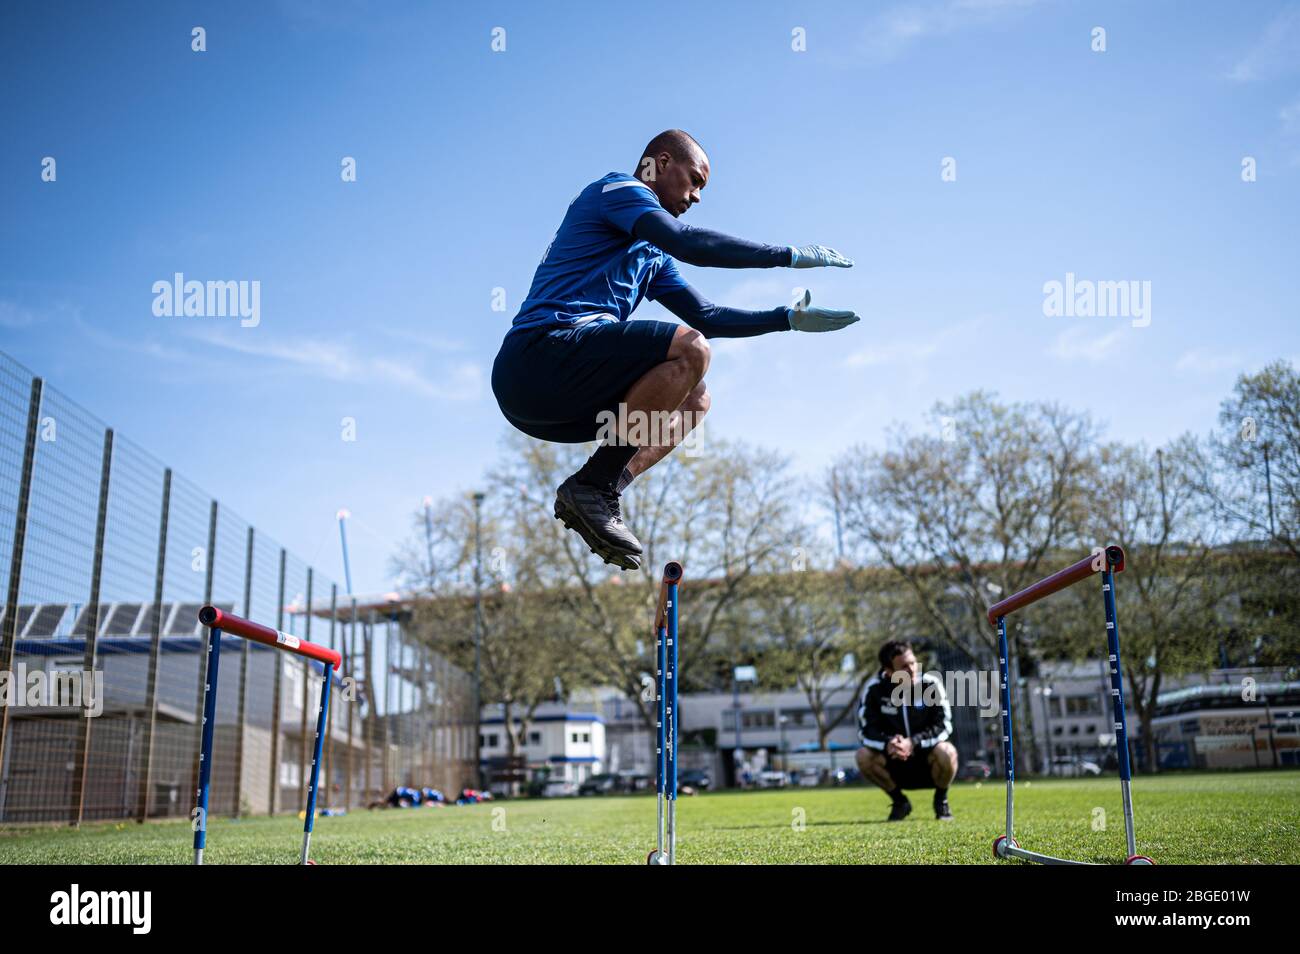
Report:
491,130,860,568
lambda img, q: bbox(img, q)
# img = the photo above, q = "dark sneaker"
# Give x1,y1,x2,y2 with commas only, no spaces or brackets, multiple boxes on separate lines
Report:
934,796,953,821
554,476,642,569
887,798,912,822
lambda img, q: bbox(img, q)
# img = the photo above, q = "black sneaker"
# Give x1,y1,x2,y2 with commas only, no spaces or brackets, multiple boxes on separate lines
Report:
887,798,912,822
554,476,642,569
934,795,953,821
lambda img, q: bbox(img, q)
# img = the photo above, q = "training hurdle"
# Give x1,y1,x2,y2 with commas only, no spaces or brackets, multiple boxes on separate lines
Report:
648,561,683,865
988,545,1153,865
194,605,342,865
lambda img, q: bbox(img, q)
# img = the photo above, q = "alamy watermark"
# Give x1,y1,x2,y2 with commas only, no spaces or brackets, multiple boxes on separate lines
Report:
0,665,104,717
887,669,1000,718
595,403,707,457
152,272,260,327
1042,272,1151,327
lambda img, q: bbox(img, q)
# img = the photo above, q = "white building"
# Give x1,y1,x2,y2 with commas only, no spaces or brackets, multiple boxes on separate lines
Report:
479,704,605,793
1023,663,1299,774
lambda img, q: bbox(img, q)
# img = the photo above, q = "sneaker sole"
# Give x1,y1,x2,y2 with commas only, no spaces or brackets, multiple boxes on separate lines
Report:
554,499,641,570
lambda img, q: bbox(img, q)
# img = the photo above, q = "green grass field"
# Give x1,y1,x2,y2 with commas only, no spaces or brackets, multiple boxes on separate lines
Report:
1,771,1296,864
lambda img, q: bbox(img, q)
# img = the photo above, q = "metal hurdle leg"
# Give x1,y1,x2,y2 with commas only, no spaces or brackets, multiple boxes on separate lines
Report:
993,616,1018,861
648,562,683,865
1102,563,1152,864
649,622,667,865
994,615,1089,865
301,660,333,865
665,579,678,866
193,626,223,865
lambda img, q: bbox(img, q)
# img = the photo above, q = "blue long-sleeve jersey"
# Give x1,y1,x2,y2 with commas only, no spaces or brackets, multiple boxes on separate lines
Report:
510,172,792,338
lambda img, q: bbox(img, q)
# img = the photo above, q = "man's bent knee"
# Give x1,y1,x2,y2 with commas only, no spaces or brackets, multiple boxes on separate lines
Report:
669,327,710,379
856,747,886,772
929,741,958,783
932,741,958,767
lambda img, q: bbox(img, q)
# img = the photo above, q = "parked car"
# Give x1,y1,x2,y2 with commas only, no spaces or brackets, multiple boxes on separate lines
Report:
619,772,653,793
756,770,788,788
678,769,712,791
1051,757,1102,777
543,779,579,797
578,773,623,796
958,760,992,780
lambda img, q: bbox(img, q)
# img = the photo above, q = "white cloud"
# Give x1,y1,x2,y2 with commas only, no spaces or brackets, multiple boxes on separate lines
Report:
1047,324,1126,362
0,301,39,329
70,313,195,364
713,277,806,313
1227,7,1300,82
842,315,984,368
375,326,469,354
859,0,1044,65
1175,348,1245,374
189,329,484,401
371,356,483,401
844,338,939,368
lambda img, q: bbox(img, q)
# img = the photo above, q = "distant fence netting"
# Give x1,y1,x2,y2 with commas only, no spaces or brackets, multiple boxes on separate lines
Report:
0,350,477,826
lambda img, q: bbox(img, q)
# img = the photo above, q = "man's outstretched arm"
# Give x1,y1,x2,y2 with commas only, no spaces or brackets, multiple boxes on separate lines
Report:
633,209,852,271
654,284,791,338
654,284,861,339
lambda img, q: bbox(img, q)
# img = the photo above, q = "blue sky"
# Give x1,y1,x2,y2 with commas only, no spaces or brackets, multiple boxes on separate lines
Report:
3,0,1299,593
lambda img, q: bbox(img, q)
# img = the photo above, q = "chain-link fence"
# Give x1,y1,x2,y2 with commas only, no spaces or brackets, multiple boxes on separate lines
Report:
0,350,477,825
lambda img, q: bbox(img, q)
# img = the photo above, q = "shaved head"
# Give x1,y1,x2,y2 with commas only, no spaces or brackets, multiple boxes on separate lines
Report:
638,129,706,169
636,129,710,218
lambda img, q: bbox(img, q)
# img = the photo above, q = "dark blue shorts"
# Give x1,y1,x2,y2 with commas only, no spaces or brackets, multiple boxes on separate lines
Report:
492,318,679,443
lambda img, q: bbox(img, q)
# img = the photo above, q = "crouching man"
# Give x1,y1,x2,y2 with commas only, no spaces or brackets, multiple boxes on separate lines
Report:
855,640,958,821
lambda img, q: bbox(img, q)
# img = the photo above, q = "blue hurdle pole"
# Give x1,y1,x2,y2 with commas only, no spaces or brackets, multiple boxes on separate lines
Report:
665,578,678,865
1102,559,1138,858
301,661,333,864
996,616,1014,853
193,626,223,865
655,622,667,863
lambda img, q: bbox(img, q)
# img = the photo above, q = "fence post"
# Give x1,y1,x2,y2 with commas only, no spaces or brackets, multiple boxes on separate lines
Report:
420,644,431,789
232,526,254,817
0,377,42,816
380,609,391,794
268,548,286,814
299,568,313,805
361,608,371,805
347,597,357,809
71,427,114,826
325,583,337,811
136,467,170,822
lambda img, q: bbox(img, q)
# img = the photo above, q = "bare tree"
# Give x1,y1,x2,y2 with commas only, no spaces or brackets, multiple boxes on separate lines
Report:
1202,360,1300,559
393,490,570,789
829,391,1097,657
1068,437,1225,773
755,564,912,750
486,432,805,742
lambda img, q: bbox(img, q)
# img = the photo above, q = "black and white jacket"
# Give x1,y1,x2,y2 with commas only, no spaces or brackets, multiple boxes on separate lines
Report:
856,671,953,752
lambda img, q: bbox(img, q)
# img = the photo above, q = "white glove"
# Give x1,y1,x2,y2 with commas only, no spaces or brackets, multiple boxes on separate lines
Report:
787,289,860,333
789,245,854,269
